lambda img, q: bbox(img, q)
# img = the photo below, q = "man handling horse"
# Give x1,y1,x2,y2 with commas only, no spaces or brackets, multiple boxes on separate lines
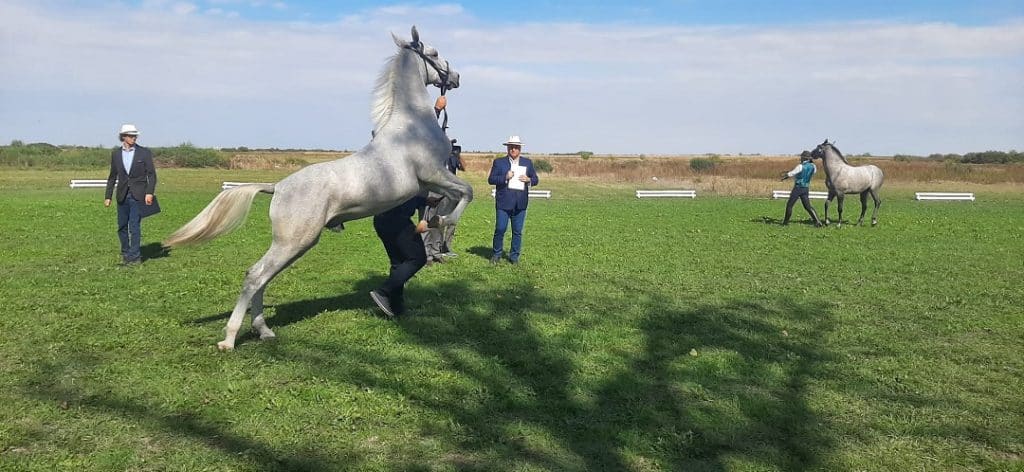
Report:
780,151,823,227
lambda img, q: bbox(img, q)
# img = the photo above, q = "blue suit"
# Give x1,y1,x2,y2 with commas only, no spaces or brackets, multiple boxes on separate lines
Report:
487,155,539,262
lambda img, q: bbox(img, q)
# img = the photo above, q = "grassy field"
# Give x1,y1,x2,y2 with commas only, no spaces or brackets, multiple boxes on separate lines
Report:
1,168,1022,471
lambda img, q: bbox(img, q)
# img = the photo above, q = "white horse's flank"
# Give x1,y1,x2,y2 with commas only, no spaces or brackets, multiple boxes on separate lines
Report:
811,140,883,227
164,27,471,350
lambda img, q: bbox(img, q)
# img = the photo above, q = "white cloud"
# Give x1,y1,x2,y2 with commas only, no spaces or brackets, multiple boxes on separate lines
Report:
0,1,1021,154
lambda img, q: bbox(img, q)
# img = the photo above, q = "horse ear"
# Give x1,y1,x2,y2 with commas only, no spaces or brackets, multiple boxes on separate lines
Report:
410,26,421,49
392,32,407,49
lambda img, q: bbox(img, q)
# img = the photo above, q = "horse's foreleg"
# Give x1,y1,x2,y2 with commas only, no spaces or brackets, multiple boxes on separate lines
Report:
824,193,835,226
857,191,869,226
835,194,845,228
424,174,474,227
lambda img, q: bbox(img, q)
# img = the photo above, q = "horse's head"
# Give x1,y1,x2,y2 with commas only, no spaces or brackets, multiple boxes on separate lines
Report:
810,139,834,160
393,26,460,92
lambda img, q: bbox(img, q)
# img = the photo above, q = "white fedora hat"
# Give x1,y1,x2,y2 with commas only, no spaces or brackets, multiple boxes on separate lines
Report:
119,124,140,136
502,135,523,146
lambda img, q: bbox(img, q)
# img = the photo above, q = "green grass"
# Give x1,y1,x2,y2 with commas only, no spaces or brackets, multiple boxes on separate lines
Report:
1,168,1022,471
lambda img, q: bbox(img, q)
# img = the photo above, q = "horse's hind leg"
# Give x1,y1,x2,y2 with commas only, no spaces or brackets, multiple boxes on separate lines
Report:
218,236,320,351
250,287,273,340
857,191,869,226
870,189,882,226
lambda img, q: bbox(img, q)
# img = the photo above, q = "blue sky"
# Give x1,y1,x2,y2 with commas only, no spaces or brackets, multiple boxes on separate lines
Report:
1,1,1022,155
162,0,1024,26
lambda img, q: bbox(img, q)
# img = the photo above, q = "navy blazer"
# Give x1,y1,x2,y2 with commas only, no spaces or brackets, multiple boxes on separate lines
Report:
488,155,539,211
105,145,157,203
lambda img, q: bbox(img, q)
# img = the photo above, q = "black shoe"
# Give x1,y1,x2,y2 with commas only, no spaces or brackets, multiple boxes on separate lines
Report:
370,290,397,318
490,256,501,265
120,258,142,267
509,259,519,265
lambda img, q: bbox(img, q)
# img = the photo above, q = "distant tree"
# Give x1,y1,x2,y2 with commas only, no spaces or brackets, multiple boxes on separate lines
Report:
690,157,718,173
534,159,553,173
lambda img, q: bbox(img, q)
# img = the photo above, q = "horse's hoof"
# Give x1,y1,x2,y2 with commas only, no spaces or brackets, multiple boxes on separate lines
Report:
259,333,277,341
217,341,235,352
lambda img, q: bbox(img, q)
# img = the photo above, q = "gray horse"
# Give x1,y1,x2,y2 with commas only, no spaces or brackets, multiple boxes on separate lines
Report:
164,26,471,351
810,139,883,227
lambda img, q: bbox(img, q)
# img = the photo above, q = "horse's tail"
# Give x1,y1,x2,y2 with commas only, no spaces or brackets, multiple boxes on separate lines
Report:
164,183,275,248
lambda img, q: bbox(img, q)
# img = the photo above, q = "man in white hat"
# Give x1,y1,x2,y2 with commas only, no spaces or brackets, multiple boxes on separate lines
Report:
486,135,539,264
104,124,157,266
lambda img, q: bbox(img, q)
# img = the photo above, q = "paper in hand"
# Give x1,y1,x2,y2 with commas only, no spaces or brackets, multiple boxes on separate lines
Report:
509,165,528,190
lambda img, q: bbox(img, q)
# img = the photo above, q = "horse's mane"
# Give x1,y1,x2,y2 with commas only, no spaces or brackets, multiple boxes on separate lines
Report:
370,50,405,134
825,142,852,165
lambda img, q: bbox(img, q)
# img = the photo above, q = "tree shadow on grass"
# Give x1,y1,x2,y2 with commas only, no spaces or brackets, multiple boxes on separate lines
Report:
278,275,840,470
185,275,387,347
21,355,361,471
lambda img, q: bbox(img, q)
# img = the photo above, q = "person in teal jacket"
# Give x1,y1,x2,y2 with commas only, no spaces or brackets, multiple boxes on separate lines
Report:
780,151,823,226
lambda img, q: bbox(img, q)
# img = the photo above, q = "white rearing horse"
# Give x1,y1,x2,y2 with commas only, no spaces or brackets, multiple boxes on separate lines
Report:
810,139,883,227
164,26,472,351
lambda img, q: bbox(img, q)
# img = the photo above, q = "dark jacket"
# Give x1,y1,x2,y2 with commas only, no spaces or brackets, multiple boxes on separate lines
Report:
373,196,427,235
105,145,157,203
487,155,539,211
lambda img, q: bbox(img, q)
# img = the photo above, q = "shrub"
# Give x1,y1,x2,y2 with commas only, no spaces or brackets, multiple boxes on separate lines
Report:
579,151,593,160
534,159,553,173
0,144,108,168
689,157,718,173
154,143,229,168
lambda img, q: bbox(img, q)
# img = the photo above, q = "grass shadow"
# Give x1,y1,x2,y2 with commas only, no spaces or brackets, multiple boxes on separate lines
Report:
141,242,171,261
465,245,493,260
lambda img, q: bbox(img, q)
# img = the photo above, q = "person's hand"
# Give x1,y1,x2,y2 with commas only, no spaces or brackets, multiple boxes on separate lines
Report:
780,172,790,181
104,199,111,207
434,96,446,111
415,220,429,234
518,174,531,183
145,194,154,205
506,170,515,180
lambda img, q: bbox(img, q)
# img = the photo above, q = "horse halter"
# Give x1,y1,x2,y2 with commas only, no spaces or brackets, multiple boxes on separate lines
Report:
406,42,453,131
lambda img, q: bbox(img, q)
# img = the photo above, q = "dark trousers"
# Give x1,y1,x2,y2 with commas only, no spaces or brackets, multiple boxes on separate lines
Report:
493,208,526,262
373,217,427,304
784,186,821,225
117,194,142,261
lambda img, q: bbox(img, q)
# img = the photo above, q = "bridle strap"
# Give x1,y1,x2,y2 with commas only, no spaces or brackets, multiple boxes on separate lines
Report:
408,43,451,132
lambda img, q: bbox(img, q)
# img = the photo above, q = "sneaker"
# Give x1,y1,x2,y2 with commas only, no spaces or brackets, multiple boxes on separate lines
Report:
509,259,519,265
370,290,397,318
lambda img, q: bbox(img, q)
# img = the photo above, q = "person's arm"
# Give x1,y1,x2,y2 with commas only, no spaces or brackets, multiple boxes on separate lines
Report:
487,160,507,186
143,148,157,205
104,150,117,206
781,163,802,180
